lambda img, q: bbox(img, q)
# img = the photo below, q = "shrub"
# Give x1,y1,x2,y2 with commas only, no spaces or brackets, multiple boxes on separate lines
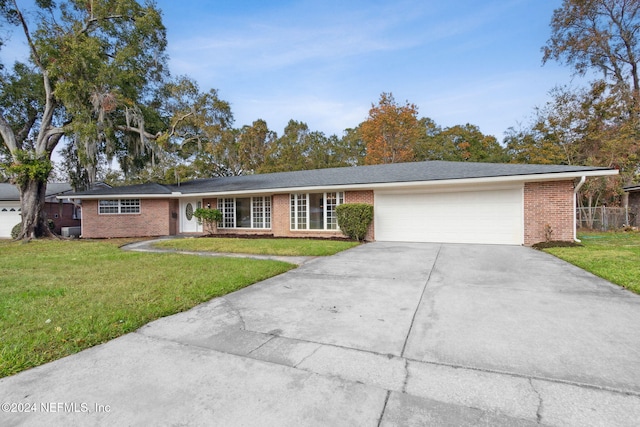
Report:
336,203,373,241
10,220,54,239
193,208,223,235
11,223,22,239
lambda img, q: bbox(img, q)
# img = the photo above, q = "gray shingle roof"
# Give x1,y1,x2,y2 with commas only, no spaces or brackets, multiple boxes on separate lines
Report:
71,182,173,196
68,160,616,197
0,182,74,201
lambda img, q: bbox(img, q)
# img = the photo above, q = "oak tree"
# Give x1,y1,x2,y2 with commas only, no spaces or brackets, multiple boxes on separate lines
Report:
0,0,168,239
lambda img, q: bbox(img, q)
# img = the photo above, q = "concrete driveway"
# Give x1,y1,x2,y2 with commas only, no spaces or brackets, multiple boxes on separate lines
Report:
1,242,640,426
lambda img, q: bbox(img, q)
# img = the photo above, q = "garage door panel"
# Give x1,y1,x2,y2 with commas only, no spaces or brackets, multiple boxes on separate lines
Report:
0,203,22,238
375,188,523,245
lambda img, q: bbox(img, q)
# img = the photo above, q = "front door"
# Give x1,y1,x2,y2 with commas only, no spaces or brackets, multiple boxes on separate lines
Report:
180,199,203,233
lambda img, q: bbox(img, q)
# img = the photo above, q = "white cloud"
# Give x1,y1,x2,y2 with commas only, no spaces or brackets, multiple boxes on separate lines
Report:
233,95,368,136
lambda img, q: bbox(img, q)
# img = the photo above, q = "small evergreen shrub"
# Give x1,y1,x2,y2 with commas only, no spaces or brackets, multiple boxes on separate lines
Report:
10,220,54,239
11,223,22,239
336,203,373,241
193,208,223,235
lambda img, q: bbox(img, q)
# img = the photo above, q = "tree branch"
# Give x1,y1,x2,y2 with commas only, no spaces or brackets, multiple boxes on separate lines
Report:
115,124,160,141
81,15,133,34
45,132,64,154
16,112,38,145
0,113,19,156
35,70,58,156
169,111,194,138
10,0,44,71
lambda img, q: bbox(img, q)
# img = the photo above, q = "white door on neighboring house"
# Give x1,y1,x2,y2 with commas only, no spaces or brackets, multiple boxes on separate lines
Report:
180,199,203,233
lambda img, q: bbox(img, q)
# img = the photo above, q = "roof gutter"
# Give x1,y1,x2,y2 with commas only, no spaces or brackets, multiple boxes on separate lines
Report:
573,176,586,243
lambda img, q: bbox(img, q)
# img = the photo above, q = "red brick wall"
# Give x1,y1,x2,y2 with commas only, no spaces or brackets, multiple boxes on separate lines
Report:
44,201,80,234
82,199,171,238
524,181,575,245
345,190,375,241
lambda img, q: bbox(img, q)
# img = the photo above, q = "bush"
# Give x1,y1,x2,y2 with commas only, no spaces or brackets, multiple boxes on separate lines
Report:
336,203,373,241
193,208,223,235
10,220,55,239
11,223,22,239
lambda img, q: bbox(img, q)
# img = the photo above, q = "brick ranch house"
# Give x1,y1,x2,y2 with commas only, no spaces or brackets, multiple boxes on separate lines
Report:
65,161,618,246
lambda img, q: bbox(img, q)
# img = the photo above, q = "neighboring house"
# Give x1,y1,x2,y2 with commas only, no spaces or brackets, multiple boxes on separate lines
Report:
624,184,640,221
66,161,618,246
0,182,82,238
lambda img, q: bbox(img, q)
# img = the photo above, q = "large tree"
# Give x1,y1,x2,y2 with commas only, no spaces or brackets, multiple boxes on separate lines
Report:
542,0,640,199
360,92,421,165
417,122,507,163
261,120,312,173
238,119,275,174
0,0,167,239
543,0,640,97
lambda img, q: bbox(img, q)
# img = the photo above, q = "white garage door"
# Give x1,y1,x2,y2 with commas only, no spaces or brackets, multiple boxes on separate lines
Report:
375,186,524,245
0,202,22,238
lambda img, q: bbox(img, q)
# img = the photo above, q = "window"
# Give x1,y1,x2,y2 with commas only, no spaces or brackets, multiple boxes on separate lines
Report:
217,196,271,228
98,199,140,214
290,192,343,231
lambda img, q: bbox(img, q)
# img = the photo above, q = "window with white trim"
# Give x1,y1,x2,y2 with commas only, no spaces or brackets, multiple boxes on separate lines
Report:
217,196,271,228
98,199,140,214
290,192,343,230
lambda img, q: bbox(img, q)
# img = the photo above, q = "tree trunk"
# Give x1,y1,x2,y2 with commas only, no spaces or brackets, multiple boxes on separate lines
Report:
17,178,55,240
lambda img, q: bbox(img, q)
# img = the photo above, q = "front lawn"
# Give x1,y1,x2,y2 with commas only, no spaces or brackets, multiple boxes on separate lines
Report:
153,237,360,256
0,239,295,378
544,231,640,294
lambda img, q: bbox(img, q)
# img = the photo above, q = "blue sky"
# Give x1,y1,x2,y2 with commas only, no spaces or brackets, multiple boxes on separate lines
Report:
3,0,587,141
158,0,584,140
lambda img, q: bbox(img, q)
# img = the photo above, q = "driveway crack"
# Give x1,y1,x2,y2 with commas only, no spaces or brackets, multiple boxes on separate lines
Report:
294,345,322,368
402,359,410,393
247,335,276,356
220,297,246,330
529,378,544,423
377,390,391,427
400,244,442,358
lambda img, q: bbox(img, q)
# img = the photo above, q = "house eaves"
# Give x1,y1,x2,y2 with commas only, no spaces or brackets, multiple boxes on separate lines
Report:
169,168,618,198
66,168,618,200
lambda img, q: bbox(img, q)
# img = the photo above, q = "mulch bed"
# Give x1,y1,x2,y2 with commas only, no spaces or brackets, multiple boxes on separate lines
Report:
532,240,583,249
198,233,356,242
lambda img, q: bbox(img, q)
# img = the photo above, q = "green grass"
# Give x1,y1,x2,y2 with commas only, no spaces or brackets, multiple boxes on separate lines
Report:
0,239,295,378
153,237,360,256
544,231,640,294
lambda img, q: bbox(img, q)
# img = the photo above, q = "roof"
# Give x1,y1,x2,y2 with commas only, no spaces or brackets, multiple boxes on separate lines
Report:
0,182,74,201
67,160,618,198
624,185,640,193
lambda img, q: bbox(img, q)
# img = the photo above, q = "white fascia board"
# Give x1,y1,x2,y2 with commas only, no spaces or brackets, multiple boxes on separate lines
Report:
61,169,618,199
